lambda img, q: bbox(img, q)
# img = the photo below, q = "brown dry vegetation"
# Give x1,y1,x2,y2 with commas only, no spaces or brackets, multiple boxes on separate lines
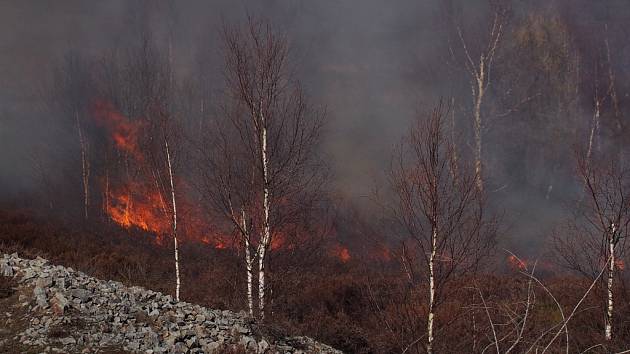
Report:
3,209,630,353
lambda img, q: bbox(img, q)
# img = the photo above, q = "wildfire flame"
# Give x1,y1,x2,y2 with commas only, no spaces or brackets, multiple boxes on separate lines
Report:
330,245,350,262
107,183,170,235
92,100,144,161
93,99,350,260
339,247,351,262
507,255,527,271
616,259,625,270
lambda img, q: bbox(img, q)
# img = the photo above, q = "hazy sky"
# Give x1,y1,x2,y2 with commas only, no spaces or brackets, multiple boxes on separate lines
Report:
2,1,629,255
0,0,440,198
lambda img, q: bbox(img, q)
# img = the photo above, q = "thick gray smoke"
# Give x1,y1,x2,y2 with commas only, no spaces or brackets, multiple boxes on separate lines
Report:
1,0,629,255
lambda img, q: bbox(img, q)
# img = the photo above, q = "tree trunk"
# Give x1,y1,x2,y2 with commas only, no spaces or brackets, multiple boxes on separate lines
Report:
426,226,437,354
450,97,459,181
103,164,109,220
165,139,181,301
586,97,600,168
241,209,254,317
76,110,90,220
258,246,266,320
605,226,615,341
473,73,485,193
258,108,272,321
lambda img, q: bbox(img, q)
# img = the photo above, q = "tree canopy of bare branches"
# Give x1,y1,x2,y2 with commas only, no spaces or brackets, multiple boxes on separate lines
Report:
383,101,497,353
199,17,327,320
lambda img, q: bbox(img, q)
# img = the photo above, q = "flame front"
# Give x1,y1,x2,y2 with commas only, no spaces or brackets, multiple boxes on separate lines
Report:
107,183,170,235
93,100,349,258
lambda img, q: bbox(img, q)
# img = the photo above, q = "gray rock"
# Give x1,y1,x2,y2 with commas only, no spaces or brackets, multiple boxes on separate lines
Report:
0,260,13,276
50,292,69,315
23,268,37,280
203,341,221,352
55,277,66,289
36,276,52,289
4,253,343,354
59,336,76,345
258,339,270,353
71,288,91,302
33,286,47,308
232,324,250,335
240,335,257,351
32,256,48,266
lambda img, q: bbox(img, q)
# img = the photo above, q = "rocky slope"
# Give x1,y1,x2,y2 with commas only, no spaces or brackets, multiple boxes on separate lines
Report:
0,253,342,353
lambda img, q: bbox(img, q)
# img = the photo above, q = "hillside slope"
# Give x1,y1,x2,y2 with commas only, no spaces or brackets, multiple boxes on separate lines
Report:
0,253,342,354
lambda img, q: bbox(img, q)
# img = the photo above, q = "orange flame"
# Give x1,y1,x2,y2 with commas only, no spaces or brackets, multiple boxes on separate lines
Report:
339,247,351,262
329,245,350,262
507,255,527,271
94,100,345,254
92,100,144,160
616,259,625,270
107,183,170,235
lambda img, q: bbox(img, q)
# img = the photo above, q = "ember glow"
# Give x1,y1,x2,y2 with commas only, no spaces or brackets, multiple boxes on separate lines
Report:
330,245,351,262
339,247,351,262
507,255,527,271
616,259,625,270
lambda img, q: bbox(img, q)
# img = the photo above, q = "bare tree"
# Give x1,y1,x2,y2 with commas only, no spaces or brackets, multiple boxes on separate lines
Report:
95,30,184,301
552,151,630,341
585,26,624,172
137,38,184,301
200,18,326,320
148,111,184,301
448,2,508,192
383,102,496,353
50,52,95,220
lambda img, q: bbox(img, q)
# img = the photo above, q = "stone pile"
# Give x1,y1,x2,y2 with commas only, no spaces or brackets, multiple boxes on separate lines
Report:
0,253,342,353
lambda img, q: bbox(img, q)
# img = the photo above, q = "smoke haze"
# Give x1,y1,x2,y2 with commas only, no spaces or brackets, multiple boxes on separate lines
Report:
2,0,630,256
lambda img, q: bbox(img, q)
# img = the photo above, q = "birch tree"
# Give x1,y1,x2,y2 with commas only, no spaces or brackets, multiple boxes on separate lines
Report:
552,152,630,341
449,2,508,192
585,27,624,171
200,119,258,316
147,111,183,301
385,102,496,353
138,38,184,302
97,30,184,301
200,18,326,321
51,52,94,220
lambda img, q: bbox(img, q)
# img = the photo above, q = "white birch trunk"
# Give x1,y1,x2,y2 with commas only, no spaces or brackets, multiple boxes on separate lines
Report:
457,15,503,194
586,97,600,168
258,246,267,320
104,164,109,218
473,67,485,193
426,226,438,354
75,110,90,220
258,110,272,321
605,223,616,341
241,209,254,317
165,140,181,302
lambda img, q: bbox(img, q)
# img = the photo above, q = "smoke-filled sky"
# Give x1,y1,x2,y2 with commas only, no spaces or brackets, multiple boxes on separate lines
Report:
0,0,449,199
1,0,630,255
